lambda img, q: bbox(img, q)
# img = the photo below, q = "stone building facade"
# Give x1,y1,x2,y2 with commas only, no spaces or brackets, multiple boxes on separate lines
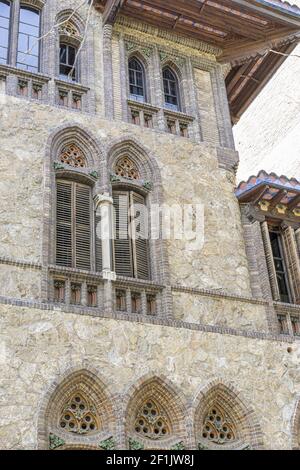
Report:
0,0,300,450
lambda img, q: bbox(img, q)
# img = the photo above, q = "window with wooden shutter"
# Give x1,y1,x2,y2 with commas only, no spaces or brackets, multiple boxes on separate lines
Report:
56,180,92,270
281,226,300,304
113,190,150,280
95,211,102,272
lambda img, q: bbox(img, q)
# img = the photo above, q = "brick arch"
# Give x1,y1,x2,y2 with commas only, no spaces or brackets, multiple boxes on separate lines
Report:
291,396,300,450
37,367,117,450
47,123,106,171
107,137,162,184
193,379,264,450
55,9,85,36
123,374,189,450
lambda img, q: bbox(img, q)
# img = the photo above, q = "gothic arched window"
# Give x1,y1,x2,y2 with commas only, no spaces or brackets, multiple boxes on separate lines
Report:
59,43,77,81
0,0,11,65
163,67,180,111
129,57,146,102
56,180,92,270
17,6,40,72
201,405,236,446
134,399,171,440
113,189,149,280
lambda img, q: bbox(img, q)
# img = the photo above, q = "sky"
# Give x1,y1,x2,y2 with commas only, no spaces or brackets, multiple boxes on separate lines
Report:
234,0,300,183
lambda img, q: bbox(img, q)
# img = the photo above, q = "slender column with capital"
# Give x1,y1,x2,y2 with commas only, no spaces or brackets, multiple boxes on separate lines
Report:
94,193,116,315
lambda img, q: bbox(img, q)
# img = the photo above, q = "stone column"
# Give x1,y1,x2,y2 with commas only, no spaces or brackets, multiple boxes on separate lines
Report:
103,24,114,119
94,193,116,315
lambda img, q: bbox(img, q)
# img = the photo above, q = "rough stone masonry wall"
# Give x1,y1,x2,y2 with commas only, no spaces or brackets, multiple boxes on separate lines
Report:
0,304,299,450
0,94,252,300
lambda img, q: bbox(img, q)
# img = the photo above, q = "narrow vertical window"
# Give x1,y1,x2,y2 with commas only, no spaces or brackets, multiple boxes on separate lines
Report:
60,43,77,81
56,180,92,270
113,190,150,280
129,57,146,102
0,0,11,65
17,6,40,72
163,67,180,111
269,230,291,303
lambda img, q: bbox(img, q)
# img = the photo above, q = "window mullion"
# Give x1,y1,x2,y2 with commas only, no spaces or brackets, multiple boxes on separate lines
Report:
9,0,20,66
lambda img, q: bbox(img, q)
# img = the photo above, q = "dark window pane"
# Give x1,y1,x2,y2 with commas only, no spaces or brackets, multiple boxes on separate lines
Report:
129,57,145,100
60,44,67,63
68,46,76,65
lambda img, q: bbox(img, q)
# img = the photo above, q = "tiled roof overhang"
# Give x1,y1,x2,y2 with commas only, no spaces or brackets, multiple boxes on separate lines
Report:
94,1,300,122
236,170,300,223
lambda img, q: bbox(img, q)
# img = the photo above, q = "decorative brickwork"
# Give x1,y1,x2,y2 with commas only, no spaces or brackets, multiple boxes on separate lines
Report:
124,375,189,450
193,381,264,450
38,368,116,450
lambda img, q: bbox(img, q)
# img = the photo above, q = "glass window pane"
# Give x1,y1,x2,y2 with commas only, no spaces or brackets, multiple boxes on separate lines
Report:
60,44,67,63
20,7,39,27
17,6,40,72
0,1,10,18
0,44,7,58
0,27,8,47
0,16,9,28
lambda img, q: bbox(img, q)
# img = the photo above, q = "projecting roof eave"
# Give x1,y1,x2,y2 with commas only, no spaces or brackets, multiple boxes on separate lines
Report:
236,171,300,221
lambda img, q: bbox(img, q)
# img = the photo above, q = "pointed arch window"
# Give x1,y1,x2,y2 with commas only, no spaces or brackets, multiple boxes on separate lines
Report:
60,43,77,81
17,6,40,72
201,405,236,446
163,67,180,111
0,0,11,65
129,57,146,102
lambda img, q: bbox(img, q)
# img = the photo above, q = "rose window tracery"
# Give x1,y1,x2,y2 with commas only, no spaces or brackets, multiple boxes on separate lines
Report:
201,406,236,445
59,144,86,168
59,393,99,434
59,21,81,39
115,157,140,180
134,399,170,440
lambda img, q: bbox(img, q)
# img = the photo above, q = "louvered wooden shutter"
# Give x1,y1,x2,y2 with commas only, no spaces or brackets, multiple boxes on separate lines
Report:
56,181,72,267
95,211,102,272
282,226,300,304
261,221,280,301
132,192,150,280
113,191,133,277
75,184,91,270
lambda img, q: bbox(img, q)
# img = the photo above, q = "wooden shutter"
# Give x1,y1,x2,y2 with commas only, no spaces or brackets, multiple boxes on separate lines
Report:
56,181,72,267
132,192,150,280
75,184,91,270
261,221,280,301
95,211,102,272
113,191,133,277
281,226,300,304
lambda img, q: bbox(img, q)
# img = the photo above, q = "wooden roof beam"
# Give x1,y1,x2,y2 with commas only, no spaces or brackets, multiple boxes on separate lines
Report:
269,189,287,208
102,0,125,25
218,28,300,63
289,194,300,211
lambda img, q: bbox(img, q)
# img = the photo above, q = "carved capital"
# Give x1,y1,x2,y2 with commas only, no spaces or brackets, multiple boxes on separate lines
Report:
94,193,113,208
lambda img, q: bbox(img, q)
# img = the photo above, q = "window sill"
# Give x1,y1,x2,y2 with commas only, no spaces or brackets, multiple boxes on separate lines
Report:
54,78,90,92
0,63,51,82
163,108,194,122
127,99,159,113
